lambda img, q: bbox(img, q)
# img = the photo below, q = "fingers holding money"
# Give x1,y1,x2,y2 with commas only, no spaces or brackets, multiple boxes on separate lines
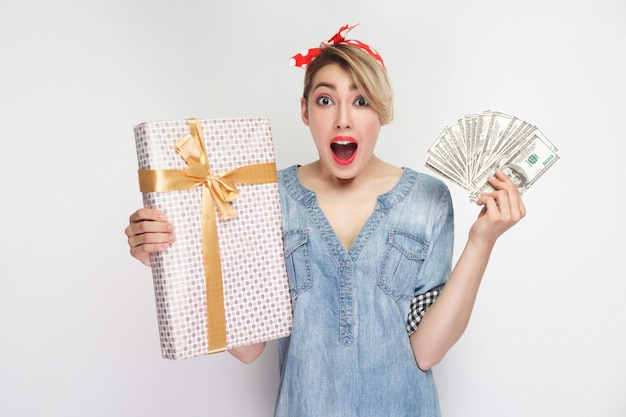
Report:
489,169,526,219
471,169,526,246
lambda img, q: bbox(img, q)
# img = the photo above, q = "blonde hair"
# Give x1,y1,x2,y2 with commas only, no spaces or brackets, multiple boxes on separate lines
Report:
302,44,394,125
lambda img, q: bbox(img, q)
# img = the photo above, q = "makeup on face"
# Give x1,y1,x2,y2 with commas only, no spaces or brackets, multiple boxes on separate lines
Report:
304,63,381,175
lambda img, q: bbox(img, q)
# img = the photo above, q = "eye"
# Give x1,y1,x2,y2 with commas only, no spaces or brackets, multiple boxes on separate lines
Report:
354,96,369,107
316,95,333,106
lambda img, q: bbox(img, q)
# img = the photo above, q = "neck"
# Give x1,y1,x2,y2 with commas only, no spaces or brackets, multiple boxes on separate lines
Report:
299,156,401,193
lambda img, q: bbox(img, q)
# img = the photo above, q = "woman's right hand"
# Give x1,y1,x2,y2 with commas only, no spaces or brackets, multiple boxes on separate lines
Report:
125,208,175,266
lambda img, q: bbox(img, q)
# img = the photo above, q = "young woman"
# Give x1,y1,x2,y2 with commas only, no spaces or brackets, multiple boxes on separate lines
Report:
125,24,525,417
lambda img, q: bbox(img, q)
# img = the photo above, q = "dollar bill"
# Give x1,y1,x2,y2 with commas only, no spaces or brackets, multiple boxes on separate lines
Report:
425,110,559,202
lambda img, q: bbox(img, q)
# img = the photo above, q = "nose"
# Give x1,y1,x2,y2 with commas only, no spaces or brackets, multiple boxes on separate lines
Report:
335,103,352,129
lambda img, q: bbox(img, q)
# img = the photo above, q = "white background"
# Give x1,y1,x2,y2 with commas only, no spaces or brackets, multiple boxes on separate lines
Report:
1,0,625,416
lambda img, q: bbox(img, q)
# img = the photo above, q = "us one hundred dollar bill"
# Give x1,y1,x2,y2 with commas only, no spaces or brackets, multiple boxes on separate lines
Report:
425,110,560,202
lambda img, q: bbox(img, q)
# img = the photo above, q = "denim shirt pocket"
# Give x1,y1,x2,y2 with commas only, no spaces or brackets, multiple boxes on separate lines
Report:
378,229,429,301
283,230,313,300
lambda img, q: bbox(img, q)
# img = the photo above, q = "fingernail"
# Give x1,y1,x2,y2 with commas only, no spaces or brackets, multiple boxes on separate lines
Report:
159,214,168,220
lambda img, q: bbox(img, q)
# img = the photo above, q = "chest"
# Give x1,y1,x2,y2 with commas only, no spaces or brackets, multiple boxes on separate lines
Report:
316,191,378,251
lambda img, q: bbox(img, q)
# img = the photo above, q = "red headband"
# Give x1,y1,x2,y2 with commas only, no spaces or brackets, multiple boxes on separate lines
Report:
290,24,386,70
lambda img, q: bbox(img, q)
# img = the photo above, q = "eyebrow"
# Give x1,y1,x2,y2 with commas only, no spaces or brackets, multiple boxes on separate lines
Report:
312,81,358,92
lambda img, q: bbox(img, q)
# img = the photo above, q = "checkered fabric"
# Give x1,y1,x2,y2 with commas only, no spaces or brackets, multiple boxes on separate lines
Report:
406,289,441,336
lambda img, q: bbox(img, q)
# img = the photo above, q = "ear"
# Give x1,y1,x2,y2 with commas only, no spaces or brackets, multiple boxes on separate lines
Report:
300,97,309,126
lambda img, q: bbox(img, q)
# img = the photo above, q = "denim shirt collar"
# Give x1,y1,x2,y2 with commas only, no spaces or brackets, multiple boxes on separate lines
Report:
281,165,418,212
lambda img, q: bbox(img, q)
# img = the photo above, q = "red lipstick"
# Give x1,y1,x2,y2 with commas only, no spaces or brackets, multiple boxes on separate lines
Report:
330,136,358,166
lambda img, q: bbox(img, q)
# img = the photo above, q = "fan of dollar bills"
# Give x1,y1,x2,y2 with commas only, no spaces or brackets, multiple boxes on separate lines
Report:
425,110,559,202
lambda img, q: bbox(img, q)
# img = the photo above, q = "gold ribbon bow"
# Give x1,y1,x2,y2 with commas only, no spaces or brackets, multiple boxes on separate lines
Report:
138,118,278,353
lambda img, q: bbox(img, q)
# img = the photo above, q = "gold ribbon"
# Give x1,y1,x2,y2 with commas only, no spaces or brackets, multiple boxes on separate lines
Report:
138,118,278,353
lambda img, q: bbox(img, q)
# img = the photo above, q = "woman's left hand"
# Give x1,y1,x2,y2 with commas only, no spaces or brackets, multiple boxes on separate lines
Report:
470,169,527,248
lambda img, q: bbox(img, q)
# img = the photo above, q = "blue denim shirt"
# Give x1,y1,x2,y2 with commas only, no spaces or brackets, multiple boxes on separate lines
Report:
275,165,454,417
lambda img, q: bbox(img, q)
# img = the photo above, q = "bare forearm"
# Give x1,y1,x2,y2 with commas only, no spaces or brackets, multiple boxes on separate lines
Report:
410,239,494,370
410,170,526,370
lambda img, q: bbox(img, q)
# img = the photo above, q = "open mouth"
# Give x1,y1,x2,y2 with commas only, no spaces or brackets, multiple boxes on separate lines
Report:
330,137,358,165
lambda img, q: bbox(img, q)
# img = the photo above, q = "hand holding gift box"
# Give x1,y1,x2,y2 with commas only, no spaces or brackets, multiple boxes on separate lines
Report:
134,117,292,359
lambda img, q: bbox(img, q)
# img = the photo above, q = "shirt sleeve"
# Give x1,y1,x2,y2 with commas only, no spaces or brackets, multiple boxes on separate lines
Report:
406,288,441,336
412,182,454,295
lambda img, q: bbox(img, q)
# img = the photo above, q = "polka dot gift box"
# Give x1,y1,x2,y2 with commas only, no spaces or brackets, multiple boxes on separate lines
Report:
134,117,292,360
